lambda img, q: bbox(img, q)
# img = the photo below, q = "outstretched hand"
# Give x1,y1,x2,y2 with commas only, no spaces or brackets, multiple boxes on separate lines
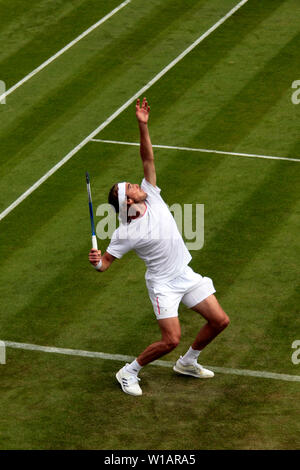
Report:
136,97,150,124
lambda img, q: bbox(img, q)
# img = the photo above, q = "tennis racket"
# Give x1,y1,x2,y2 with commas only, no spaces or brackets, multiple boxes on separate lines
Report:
86,172,98,250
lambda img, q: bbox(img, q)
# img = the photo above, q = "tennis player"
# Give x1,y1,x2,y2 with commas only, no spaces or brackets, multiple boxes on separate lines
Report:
89,97,229,396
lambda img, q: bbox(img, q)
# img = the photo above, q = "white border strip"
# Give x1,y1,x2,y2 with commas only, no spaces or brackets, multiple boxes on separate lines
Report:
3,340,300,382
91,139,300,163
0,340,6,364
0,0,131,103
0,0,249,222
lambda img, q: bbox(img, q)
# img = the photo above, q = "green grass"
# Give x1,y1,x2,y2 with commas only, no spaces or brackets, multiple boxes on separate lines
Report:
0,0,299,450
1,349,299,450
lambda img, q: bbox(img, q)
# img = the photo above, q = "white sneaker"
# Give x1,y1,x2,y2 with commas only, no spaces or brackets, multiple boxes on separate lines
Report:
173,357,214,378
116,365,142,396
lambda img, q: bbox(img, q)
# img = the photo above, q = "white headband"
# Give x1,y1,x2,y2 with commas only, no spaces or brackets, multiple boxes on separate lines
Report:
118,182,127,224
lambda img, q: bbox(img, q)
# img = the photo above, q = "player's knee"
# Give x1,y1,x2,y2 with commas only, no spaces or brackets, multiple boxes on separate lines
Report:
216,313,230,331
163,334,180,352
210,312,230,331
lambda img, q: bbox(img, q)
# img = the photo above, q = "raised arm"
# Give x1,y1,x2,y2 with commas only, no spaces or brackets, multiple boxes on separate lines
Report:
136,97,156,187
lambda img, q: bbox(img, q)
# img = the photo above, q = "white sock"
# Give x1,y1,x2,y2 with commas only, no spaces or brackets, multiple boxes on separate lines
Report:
180,347,201,365
125,359,142,376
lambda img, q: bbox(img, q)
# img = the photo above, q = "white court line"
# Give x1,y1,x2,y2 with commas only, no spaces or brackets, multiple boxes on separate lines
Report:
0,0,249,222
91,139,300,163
0,341,6,364
0,0,131,103
3,340,300,382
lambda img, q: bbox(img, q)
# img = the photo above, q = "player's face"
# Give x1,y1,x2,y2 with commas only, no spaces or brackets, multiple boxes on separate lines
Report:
126,182,147,203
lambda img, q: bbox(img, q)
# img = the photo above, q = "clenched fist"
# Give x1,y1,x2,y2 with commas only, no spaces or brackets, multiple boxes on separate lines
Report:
89,248,102,267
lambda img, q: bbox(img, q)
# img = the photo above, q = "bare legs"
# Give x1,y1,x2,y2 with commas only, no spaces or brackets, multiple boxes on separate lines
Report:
136,295,229,366
137,317,181,366
190,294,230,350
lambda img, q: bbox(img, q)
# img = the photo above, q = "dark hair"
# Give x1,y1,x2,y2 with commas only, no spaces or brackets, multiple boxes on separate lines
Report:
108,183,119,213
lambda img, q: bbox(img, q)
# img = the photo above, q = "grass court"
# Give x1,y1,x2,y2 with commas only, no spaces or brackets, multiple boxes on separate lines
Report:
0,0,299,450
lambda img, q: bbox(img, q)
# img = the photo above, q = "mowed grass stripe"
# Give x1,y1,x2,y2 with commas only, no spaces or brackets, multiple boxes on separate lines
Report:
190,161,299,289
0,0,131,103
0,0,249,216
0,0,149,171
0,0,208,154
147,150,298,281
4,341,300,383
195,32,300,151
0,0,127,87
0,0,43,35
0,346,298,450
0,0,218,206
236,91,300,158
192,162,299,370
98,0,296,156
218,205,300,371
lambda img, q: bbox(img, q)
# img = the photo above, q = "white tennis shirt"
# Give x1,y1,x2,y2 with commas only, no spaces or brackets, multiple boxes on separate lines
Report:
107,178,192,283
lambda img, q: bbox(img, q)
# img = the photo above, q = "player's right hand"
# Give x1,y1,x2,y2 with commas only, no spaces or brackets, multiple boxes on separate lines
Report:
89,248,102,267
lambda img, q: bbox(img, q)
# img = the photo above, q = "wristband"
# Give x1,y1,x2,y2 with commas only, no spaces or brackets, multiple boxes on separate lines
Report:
94,259,103,271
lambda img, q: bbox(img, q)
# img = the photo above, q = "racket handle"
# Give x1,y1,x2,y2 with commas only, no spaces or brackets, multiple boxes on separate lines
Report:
92,235,98,250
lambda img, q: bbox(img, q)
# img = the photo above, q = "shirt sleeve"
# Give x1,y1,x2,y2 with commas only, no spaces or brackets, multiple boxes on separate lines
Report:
106,228,132,259
141,178,163,202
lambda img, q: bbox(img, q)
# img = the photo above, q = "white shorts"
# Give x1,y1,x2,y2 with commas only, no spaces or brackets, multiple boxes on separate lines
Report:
146,265,216,320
